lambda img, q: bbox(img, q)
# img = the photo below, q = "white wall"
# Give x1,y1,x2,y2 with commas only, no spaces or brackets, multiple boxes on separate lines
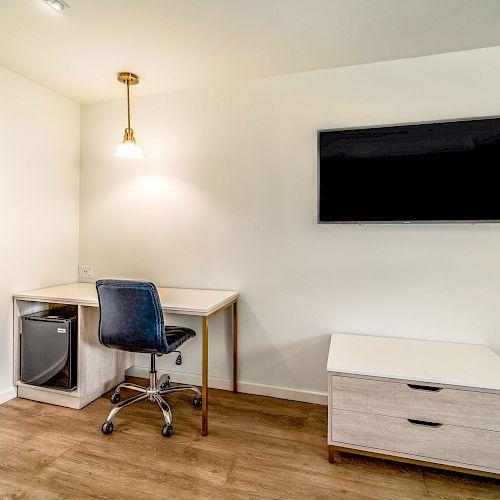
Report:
0,66,80,403
80,47,500,402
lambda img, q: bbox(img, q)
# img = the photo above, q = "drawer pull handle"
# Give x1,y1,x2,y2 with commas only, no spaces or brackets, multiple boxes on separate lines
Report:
407,384,442,392
407,418,443,428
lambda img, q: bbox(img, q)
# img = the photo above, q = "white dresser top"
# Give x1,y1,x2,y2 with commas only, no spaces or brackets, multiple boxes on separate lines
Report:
328,333,500,391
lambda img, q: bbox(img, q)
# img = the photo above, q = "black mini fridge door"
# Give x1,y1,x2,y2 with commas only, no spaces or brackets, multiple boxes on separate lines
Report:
21,306,77,390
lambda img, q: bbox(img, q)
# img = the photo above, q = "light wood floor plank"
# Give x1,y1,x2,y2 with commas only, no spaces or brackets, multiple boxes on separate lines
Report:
0,377,498,499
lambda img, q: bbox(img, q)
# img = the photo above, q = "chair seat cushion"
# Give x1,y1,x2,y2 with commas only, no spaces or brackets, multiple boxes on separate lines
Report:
164,325,196,353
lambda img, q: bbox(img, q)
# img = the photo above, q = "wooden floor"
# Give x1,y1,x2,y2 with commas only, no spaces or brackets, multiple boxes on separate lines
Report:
0,378,499,499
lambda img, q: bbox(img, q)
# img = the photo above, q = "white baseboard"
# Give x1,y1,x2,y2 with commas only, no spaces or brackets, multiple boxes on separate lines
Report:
0,386,17,405
126,365,327,405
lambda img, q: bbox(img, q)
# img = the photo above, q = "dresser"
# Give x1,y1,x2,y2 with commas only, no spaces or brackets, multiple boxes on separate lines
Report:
327,333,500,478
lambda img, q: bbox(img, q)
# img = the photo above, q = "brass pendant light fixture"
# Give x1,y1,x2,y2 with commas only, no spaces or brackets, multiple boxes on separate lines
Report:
115,72,143,160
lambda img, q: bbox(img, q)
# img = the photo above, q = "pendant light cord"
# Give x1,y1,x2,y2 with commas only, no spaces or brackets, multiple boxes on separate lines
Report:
127,79,131,130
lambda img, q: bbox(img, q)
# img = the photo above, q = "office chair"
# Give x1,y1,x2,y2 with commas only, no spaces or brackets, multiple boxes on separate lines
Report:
96,279,202,437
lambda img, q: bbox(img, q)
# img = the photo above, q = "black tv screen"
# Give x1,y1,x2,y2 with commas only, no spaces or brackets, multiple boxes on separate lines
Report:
318,117,500,223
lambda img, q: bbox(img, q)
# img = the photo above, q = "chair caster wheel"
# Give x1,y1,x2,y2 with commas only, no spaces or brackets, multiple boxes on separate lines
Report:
110,393,120,404
162,424,173,437
192,395,202,408
102,421,113,434
160,375,171,390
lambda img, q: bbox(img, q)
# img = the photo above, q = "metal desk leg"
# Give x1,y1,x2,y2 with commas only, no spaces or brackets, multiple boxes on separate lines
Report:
233,301,238,393
202,315,208,436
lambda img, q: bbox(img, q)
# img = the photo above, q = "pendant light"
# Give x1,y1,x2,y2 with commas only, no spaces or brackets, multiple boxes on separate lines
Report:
115,72,143,160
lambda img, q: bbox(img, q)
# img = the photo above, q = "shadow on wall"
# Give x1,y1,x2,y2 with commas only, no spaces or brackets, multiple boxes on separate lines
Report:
240,299,331,392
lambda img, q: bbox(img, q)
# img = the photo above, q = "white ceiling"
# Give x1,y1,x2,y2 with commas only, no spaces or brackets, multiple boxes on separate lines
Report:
1,0,500,103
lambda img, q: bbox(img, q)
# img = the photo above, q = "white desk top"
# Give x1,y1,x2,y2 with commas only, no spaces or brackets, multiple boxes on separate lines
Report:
14,282,238,316
328,333,500,391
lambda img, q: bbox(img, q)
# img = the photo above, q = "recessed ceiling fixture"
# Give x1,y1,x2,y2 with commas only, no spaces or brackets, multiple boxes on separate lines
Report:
115,72,143,160
45,0,70,12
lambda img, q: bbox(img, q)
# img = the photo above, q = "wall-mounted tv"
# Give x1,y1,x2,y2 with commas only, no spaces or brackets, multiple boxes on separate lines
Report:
318,117,500,224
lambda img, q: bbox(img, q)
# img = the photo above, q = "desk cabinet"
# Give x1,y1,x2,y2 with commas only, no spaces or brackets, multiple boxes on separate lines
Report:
327,333,500,478
13,299,133,409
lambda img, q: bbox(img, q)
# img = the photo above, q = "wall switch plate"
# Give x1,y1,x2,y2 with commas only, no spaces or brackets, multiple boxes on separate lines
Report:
79,264,94,279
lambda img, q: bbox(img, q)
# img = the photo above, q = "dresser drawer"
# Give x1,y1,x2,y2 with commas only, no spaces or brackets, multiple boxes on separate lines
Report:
330,375,500,432
331,409,500,471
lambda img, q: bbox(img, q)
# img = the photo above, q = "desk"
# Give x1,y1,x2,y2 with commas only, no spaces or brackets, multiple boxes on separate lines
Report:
13,282,239,436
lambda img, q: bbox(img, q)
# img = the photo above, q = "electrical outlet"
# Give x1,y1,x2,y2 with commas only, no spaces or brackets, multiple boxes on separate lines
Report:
79,264,94,279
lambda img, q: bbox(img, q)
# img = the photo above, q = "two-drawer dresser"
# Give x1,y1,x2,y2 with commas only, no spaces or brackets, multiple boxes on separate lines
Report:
327,333,500,478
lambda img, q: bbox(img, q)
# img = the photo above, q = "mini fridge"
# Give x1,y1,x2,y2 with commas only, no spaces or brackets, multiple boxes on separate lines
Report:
21,306,77,390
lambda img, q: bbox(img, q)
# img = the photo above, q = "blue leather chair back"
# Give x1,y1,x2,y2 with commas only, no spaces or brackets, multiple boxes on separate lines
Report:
96,279,169,354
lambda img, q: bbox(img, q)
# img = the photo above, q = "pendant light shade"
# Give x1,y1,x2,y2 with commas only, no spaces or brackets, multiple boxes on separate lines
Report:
115,72,143,160
115,139,143,160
